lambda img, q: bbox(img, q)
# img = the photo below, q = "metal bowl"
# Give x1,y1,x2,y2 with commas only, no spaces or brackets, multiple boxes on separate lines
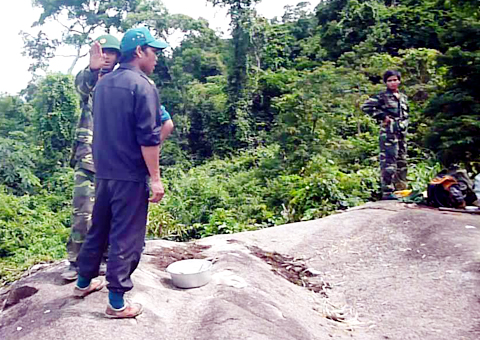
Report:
166,259,213,289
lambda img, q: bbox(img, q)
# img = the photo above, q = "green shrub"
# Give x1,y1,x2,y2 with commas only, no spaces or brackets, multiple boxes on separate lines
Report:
147,145,382,240
0,186,70,285
0,135,41,195
407,160,442,192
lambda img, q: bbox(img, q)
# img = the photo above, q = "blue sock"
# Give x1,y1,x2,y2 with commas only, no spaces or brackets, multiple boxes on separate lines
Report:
109,291,125,310
77,275,91,289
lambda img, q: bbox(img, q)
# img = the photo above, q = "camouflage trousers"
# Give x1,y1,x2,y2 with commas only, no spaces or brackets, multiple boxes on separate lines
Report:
66,167,95,263
379,122,408,195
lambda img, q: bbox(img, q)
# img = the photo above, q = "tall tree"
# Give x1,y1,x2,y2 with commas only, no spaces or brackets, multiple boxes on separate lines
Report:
424,0,480,167
31,74,79,175
207,0,261,150
0,96,39,194
23,0,138,74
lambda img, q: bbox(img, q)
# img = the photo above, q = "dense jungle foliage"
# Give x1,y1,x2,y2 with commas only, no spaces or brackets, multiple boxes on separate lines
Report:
1,0,479,285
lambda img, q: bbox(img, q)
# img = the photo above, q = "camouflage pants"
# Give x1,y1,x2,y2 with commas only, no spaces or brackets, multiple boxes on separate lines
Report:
379,121,407,195
66,167,95,263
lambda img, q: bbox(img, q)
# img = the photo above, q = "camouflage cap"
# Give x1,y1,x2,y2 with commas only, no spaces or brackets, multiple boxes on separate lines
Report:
95,34,121,52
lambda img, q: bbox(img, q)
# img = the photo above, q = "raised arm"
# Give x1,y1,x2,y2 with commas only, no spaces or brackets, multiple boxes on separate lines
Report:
74,42,105,103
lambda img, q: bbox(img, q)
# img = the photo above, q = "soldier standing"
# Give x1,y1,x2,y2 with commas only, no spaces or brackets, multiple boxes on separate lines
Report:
62,35,121,280
362,70,409,200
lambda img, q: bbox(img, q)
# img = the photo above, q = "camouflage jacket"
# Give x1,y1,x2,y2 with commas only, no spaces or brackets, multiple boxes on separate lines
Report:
361,89,409,123
70,67,100,172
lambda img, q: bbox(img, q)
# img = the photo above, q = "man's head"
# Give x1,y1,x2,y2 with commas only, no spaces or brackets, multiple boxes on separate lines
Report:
94,35,121,71
383,70,402,92
120,27,169,75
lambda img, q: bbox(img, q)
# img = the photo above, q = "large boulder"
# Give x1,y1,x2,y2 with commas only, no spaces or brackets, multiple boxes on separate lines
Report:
1,202,479,339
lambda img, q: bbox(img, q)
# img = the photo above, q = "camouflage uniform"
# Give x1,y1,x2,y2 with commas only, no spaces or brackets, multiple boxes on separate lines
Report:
362,89,409,196
66,67,100,263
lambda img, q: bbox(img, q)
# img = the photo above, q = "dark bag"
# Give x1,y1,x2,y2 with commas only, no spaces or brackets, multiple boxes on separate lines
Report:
427,169,477,208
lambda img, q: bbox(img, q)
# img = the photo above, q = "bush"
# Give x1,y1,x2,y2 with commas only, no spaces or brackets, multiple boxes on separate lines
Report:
266,155,379,222
0,186,70,285
0,135,41,195
146,145,382,240
146,152,274,240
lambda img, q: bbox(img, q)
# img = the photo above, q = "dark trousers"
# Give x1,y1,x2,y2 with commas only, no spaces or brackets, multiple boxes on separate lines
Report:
77,179,149,293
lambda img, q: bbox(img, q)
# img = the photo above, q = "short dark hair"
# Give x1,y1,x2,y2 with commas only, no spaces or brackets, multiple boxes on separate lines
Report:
383,70,401,83
119,45,149,64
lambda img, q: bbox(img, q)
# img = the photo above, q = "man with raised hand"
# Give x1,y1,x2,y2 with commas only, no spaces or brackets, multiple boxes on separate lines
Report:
63,35,121,281
72,27,168,319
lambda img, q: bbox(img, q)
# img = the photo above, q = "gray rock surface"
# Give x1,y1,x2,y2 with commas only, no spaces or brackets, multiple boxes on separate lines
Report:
1,201,479,339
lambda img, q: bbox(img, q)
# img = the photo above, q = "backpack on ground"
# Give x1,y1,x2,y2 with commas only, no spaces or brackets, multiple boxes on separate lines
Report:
427,168,477,208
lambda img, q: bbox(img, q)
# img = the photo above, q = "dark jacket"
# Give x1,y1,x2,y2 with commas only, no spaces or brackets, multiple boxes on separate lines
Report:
92,63,162,182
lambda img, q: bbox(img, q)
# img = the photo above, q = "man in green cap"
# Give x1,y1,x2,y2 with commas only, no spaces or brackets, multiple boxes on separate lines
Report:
62,34,121,281
73,27,169,319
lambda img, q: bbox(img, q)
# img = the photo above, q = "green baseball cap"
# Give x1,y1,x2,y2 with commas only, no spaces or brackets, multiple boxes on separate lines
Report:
95,34,121,52
120,27,169,53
